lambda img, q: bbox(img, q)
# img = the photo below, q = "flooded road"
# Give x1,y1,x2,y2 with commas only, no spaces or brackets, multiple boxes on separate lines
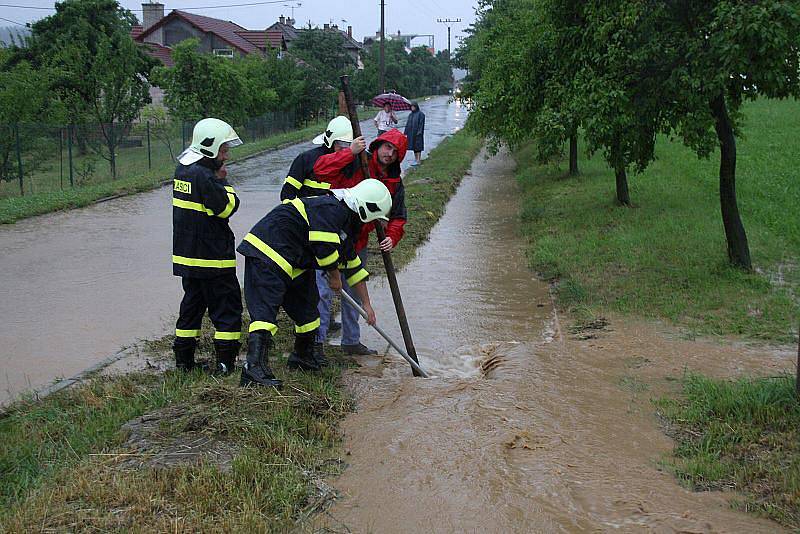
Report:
0,96,466,404
314,150,791,533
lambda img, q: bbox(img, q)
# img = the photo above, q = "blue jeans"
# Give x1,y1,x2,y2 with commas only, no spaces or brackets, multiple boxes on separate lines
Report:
316,250,368,345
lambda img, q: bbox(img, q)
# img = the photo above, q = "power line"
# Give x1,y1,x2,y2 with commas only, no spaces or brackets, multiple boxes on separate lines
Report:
0,0,287,12
0,15,26,25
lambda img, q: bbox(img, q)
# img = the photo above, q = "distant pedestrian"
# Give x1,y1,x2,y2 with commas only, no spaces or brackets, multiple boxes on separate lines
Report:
172,118,243,375
374,102,398,135
404,102,425,166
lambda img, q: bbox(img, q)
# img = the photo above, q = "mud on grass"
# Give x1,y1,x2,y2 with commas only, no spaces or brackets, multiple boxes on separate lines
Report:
655,373,800,529
0,314,353,532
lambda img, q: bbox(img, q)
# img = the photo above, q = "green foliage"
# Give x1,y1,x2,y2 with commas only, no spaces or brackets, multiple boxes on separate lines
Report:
289,28,355,85
153,39,250,125
353,40,452,102
155,41,334,125
24,0,155,125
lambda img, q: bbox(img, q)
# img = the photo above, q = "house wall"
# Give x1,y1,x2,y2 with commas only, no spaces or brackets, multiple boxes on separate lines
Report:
154,19,243,57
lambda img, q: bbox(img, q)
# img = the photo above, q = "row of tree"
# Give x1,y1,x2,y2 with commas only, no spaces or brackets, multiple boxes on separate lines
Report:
456,0,800,270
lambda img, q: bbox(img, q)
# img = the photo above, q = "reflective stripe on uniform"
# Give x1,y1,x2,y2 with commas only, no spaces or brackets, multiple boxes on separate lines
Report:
217,190,237,219
172,255,236,268
173,198,214,215
303,178,331,190
282,198,309,224
176,328,201,337
214,331,241,341
295,317,321,334
346,268,369,287
242,233,293,277
316,249,339,267
284,175,302,189
345,257,361,269
309,230,340,243
249,321,278,335
291,268,306,279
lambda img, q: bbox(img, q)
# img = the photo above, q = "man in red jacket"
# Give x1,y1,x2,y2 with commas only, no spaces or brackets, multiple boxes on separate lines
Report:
312,129,408,356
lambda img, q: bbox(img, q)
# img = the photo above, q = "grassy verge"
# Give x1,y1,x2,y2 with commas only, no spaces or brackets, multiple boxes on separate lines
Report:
514,98,800,342
655,374,800,528
0,112,375,225
0,129,480,531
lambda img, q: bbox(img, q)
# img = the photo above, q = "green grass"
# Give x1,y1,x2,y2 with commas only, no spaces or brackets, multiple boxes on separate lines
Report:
515,98,800,342
0,128,481,532
0,112,375,224
656,374,800,527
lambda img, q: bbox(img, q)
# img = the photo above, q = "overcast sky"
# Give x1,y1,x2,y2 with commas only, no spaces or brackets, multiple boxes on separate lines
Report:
0,0,478,54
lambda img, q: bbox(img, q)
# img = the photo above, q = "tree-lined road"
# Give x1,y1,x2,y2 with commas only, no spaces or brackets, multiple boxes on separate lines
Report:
0,96,466,404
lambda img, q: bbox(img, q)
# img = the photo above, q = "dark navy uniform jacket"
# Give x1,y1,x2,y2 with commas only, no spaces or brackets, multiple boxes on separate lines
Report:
172,160,240,278
279,146,335,201
237,195,369,287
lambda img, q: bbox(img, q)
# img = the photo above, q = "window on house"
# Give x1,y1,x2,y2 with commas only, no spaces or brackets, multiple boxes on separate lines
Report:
213,48,234,58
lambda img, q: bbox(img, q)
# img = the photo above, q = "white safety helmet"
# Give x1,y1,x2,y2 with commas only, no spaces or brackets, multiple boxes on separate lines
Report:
312,116,354,149
343,179,392,222
178,117,242,165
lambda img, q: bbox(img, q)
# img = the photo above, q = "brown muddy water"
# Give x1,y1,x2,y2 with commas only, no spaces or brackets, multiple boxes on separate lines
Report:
313,150,792,533
0,97,465,405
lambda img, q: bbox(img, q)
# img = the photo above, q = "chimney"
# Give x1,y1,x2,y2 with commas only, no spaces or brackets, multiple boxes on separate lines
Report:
279,15,285,25
323,23,330,30
332,23,338,30
142,2,165,45
142,2,164,30
287,17,295,26
397,29,401,36
347,25,352,38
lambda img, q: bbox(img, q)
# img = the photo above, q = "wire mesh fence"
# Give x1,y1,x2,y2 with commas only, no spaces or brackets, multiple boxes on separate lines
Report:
0,105,338,200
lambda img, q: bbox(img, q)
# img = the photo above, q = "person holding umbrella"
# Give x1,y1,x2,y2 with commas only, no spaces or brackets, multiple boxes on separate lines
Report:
404,102,425,166
374,102,398,135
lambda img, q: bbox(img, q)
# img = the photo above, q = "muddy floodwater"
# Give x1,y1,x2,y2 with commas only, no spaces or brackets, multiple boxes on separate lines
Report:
0,97,466,404
314,150,790,533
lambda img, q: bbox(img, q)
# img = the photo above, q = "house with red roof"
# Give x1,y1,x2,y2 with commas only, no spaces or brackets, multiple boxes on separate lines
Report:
131,3,361,67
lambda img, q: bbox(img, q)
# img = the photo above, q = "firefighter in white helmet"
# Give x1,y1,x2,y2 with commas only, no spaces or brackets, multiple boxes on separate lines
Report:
279,115,366,201
172,118,244,375
236,179,392,388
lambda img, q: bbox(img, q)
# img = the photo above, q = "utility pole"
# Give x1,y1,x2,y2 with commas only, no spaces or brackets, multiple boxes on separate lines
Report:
436,17,461,59
379,0,385,94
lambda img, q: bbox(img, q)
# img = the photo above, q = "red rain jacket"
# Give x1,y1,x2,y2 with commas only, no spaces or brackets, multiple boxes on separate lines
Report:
312,128,408,252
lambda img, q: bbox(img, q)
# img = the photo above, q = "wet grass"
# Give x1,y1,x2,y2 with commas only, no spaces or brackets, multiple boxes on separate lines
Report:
514,98,800,343
0,128,481,531
0,112,375,225
655,374,800,528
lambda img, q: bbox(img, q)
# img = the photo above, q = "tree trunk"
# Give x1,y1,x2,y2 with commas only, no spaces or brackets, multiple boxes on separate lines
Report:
709,93,752,271
611,138,631,206
569,132,579,176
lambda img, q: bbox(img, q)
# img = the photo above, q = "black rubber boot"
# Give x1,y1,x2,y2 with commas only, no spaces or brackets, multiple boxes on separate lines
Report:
214,341,240,376
240,332,283,388
287,332,322,372
313,342,330,368
174,343,196,371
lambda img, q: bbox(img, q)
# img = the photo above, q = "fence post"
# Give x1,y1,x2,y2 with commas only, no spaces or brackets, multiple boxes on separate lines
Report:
67,124,74,187
59,127,64,190
109,122,116,179
14,124,23,196
146,120,152,170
